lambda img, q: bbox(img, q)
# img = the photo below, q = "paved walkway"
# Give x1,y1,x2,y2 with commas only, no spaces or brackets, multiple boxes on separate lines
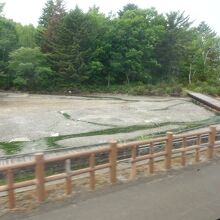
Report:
3,159,220,220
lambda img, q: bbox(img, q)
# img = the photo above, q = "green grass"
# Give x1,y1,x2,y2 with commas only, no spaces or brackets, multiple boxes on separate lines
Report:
0,142,24,154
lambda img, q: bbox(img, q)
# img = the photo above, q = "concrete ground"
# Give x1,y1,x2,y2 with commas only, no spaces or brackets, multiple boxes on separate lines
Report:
0,92,215,154
3,159,220,220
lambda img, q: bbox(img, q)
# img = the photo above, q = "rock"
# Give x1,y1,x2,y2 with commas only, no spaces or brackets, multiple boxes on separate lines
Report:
50,133,59,137
9,137,30,142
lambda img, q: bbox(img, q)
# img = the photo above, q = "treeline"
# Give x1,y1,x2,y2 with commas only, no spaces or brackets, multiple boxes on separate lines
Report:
1,1,220,95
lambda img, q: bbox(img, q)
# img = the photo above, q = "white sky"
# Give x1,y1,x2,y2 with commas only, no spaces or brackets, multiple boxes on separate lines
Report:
2,0,220,35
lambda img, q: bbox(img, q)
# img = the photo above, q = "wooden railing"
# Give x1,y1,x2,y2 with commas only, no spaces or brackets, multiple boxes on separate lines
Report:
0,126,220,209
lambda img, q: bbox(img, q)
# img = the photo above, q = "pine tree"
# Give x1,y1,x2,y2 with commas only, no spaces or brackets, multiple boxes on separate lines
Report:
37,0,66,53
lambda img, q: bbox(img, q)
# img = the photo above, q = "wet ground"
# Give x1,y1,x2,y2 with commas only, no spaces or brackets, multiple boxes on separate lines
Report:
0,92,217,155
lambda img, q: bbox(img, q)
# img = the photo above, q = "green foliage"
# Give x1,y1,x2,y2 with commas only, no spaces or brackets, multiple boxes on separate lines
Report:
37,0,66,53
38,0,55,28
16,24,37,48
13,76,27,89
0,2,4,15
0,142,23,154
50,6,103,83
0,3,220,96
52,82,185,97
0,17,18,88
108,7,165,85
189,22,220,83
9,47,53,90
155,11,193,80
189,80,220,96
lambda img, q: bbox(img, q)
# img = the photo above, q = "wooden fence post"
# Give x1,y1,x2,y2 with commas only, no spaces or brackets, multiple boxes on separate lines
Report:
7,169,15,209
165,132,173,170
35,153,46,202
181,137,186,166
65,159,72,195
89,153,96,190
208,126,216,159
195,135,200,162
149,142,154,174
130,145,137,179
109,141,117,184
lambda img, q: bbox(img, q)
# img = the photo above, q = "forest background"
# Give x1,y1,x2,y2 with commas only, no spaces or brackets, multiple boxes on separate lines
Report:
0,1,220,96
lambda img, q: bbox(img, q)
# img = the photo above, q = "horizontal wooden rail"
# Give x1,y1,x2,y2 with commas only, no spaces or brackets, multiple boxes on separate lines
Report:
132,151,166,163
0,179,36,192
0,125,219,210
45,146,110,163
45,163,111,183
172,145,200,154
173,131,208,139
0,161,36,172
118,137,167,149
215,140,220,145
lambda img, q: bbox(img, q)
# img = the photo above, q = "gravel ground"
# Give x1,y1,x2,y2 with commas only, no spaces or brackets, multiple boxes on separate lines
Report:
0,92,215,154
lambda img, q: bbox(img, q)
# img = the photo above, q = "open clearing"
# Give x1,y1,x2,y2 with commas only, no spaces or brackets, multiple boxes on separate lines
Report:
0,92,218,155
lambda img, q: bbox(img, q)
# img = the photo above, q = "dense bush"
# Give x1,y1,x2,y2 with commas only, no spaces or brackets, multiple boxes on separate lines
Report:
8,47,53,90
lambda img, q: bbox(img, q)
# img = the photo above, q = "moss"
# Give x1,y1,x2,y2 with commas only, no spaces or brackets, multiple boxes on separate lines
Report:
0,142,24,154
1,115,220,155
62,112,71,119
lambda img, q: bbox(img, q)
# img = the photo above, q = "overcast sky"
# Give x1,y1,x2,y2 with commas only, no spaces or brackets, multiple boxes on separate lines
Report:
2,0,220,35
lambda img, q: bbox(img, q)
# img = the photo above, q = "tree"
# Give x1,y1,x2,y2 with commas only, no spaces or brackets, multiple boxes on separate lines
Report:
182,22,220,85
50,6,106,84
16,24,37,48
38,0,66,53
85,6,112,85
109,7,165,84
0,2,4,15
38,0,55,28
0,2,218,92
9,47,53,90
0,17,18,88
193,22,220,82
156,11,193,80
118,3,138,17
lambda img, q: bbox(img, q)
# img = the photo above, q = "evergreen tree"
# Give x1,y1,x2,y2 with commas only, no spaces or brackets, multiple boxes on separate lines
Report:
38,0,55,28
37,0,66,53
49,6,92,83
0,2,4,15
156,11,193,80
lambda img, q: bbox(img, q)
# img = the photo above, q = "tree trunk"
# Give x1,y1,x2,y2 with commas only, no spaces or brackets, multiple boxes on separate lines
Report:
107,73,110,87
126,73,130,85
188,64,192,85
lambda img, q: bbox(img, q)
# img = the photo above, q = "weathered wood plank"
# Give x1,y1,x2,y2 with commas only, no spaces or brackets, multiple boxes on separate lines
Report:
188,91,220,111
